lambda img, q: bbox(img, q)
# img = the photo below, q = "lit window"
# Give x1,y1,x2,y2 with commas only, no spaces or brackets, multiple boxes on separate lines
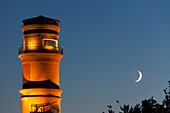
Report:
43,39,58,47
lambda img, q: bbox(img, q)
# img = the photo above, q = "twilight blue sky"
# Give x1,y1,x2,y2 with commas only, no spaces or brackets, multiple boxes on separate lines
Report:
0,0,170,113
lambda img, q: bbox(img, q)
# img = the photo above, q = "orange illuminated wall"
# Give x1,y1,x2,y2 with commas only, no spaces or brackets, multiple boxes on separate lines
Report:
18,16,63,113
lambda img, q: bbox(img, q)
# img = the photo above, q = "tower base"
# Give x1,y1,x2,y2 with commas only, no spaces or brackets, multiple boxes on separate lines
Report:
19,88,62,113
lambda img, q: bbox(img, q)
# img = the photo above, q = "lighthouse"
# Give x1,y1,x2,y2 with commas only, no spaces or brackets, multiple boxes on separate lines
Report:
18,16,63,113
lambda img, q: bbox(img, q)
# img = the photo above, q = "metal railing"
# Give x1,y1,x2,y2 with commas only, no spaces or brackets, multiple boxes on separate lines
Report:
19,45,63,54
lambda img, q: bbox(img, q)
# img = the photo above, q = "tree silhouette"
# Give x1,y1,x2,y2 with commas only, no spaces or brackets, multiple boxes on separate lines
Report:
103,81,170,113
119,104,133,113
163,81,170,112
141,97,165,113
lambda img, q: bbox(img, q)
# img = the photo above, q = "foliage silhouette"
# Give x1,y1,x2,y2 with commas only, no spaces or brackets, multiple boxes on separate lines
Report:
103,81,170,113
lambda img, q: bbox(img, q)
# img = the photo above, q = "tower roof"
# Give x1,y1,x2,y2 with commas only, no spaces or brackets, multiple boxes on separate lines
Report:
22,15,60,25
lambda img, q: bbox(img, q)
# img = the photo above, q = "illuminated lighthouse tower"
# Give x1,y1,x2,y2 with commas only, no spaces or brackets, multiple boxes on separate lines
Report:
18,16,63,113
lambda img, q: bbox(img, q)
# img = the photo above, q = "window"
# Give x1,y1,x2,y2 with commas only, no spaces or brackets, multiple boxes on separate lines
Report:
43,39,58,47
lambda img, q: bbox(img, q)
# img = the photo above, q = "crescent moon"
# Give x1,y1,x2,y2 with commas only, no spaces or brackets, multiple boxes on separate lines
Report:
135,70,142,82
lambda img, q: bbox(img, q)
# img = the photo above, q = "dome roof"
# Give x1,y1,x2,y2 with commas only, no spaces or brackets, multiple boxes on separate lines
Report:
22,15,60,25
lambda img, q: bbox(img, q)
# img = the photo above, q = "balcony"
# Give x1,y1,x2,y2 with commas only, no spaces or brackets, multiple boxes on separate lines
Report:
19,44,63,54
